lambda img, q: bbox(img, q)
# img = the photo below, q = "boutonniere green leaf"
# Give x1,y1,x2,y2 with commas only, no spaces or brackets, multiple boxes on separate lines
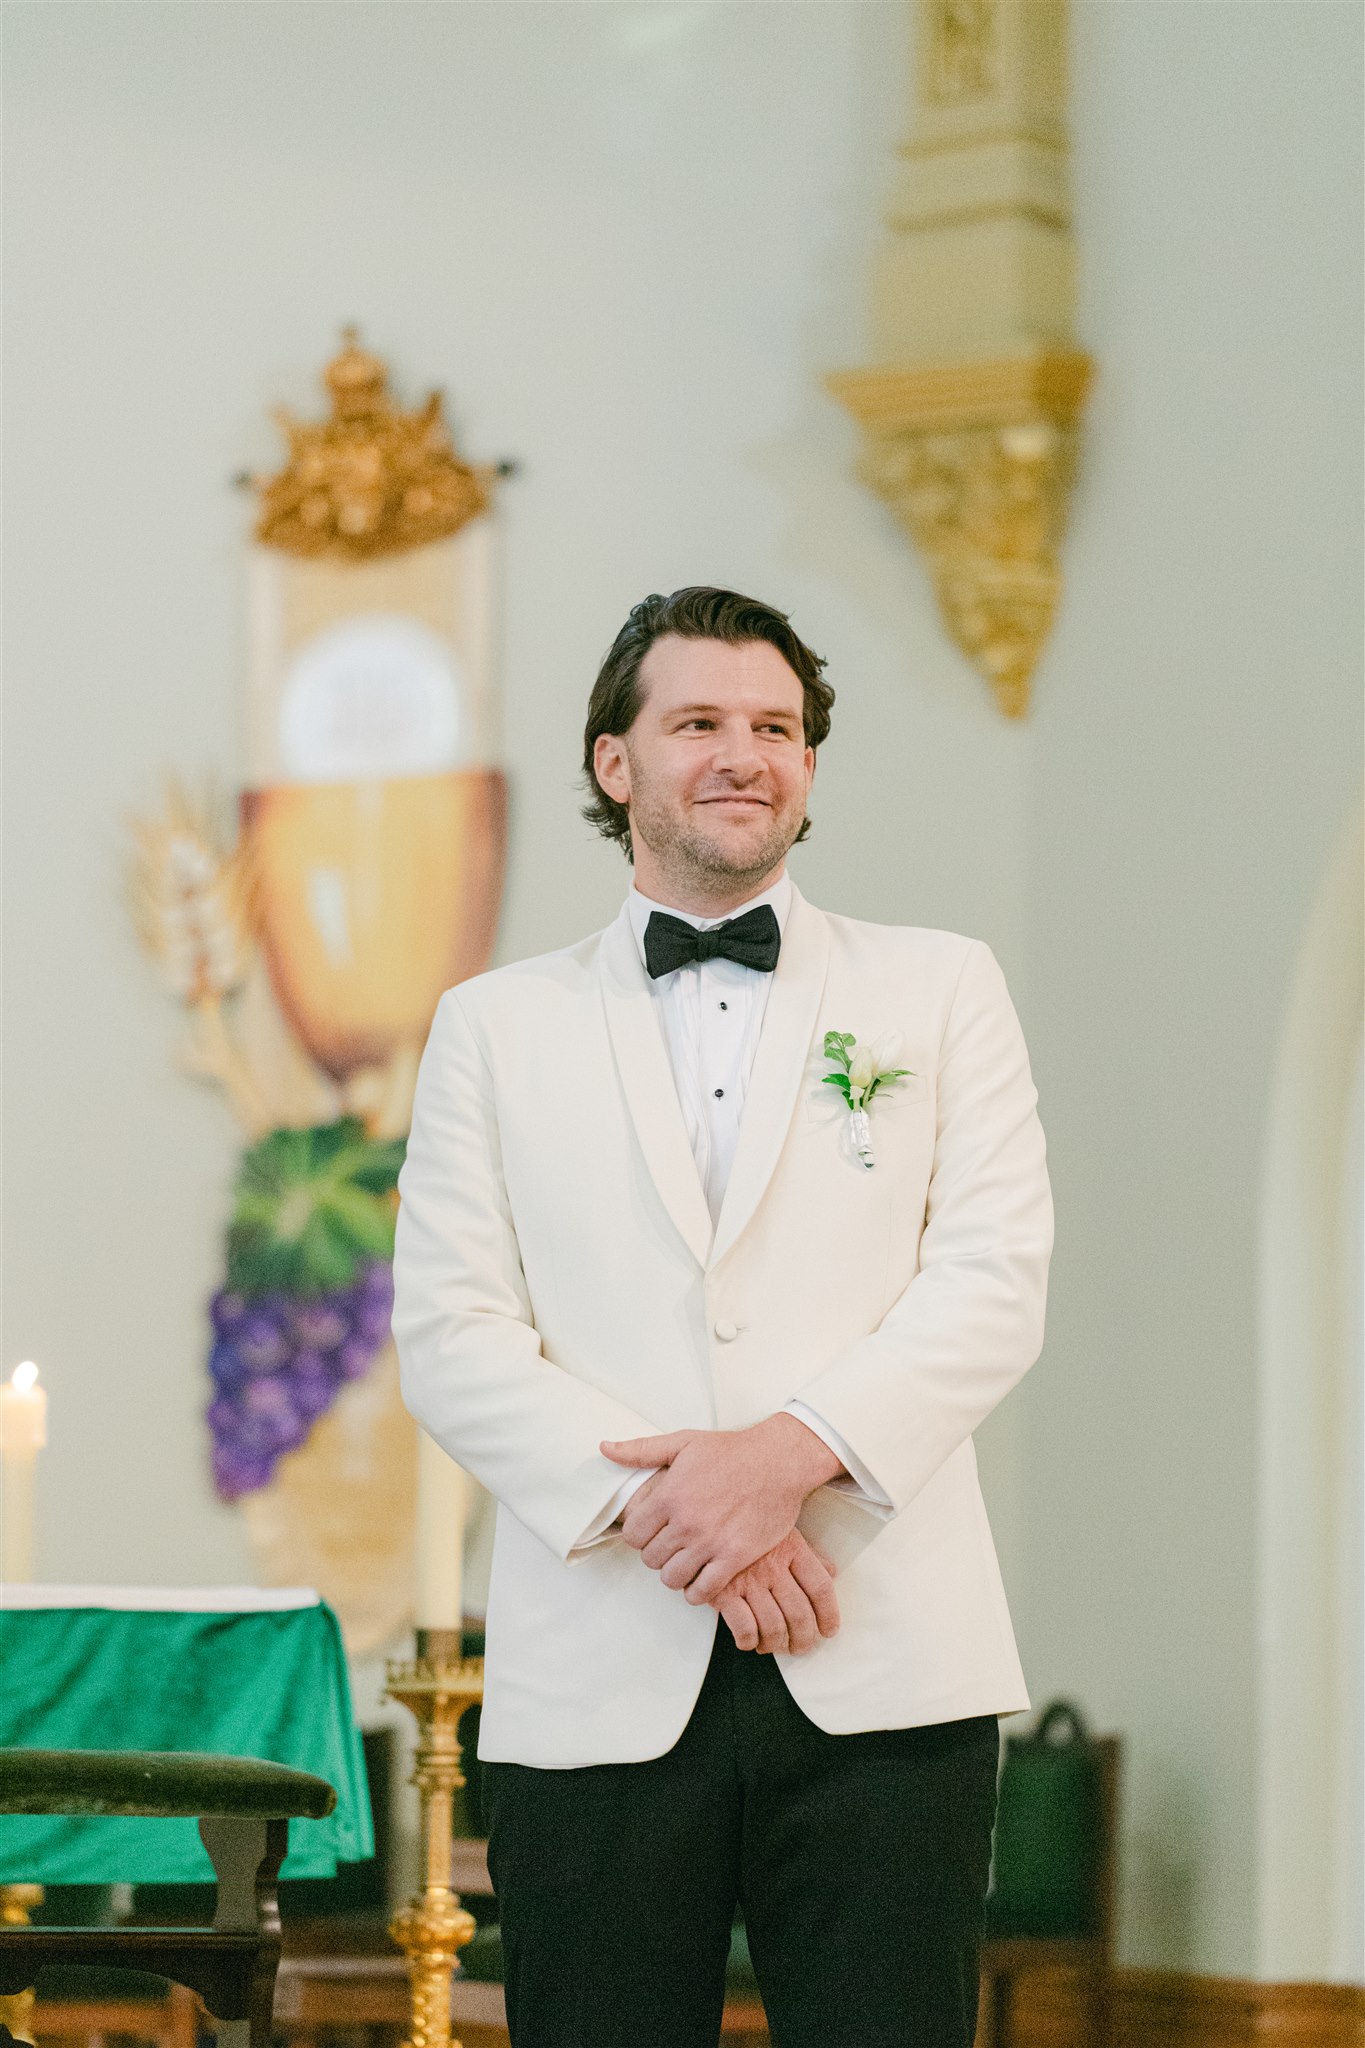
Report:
822,1030,915,1168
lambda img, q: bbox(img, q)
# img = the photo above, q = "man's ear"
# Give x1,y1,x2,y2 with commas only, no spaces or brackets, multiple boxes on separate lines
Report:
594,731,630,806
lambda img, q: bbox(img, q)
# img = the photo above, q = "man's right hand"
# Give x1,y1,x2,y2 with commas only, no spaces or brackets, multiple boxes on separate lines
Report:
712,1528,839,1656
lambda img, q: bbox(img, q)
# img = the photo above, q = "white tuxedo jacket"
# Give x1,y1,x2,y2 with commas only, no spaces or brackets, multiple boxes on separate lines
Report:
392,879,1054,1767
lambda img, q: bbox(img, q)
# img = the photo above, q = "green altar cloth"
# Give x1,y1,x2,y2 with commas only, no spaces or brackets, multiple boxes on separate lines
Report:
0,1588,373,1884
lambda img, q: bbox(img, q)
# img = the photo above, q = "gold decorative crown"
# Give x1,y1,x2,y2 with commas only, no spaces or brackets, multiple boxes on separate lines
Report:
252,328,495,561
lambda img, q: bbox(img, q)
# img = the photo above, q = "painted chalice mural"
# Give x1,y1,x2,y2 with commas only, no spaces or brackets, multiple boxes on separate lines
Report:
130,333,507,1652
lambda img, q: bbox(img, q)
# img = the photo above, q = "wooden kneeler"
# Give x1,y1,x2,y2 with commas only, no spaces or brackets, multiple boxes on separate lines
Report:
0,1748,337,2048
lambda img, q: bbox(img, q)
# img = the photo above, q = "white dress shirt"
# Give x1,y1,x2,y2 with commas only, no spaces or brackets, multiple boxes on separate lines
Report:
572,870,893,1553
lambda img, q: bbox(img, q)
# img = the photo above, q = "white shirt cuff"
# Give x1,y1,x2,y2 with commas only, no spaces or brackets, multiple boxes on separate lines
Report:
783,1401,895,1518
567,1467,658,1557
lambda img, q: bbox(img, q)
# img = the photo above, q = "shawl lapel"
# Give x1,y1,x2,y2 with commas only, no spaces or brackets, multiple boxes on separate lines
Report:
596,881,831,1271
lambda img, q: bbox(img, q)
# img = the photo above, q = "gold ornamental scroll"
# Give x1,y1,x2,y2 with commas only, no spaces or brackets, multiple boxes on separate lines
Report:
235,336,505,1654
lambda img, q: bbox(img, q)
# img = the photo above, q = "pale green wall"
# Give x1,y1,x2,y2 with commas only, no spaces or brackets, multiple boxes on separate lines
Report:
1008,0,1364,1979
2,0,1359,1982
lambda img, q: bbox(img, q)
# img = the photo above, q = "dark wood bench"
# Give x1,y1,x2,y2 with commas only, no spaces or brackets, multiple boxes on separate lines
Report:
0,1748,337,2048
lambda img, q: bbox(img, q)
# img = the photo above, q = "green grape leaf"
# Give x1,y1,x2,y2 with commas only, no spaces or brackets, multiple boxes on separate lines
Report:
298,1210,364,1294
227,1229,295,1295
319,1183,398,1258
308,1117,369,1167
248,1127,313,1187
345,1138,408,1193
225,1116,407,1299
229,1189,283,1230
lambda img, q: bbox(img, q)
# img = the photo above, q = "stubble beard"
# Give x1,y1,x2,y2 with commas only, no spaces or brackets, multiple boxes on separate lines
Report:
626,765,805,894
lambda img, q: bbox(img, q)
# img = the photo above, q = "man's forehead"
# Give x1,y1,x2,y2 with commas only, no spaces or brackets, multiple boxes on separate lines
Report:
638,635,802,710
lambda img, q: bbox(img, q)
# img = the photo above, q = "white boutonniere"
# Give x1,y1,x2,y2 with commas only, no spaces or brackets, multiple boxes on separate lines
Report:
822,1030,916,1169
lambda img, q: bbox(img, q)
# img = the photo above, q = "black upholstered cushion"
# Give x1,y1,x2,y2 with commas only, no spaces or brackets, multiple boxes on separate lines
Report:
0,1750,336,1821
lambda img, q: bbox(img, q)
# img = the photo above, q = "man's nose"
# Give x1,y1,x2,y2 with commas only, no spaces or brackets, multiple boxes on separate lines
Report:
710,721,765,776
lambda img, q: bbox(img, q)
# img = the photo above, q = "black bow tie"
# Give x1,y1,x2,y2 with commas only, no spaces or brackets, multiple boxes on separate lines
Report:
643,904,781,980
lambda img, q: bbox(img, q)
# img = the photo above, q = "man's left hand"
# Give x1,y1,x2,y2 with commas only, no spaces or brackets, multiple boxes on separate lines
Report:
600,1413,844,1605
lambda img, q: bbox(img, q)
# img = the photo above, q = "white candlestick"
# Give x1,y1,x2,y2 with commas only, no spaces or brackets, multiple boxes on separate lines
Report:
1,1362,47,1583
415,1430,466,1632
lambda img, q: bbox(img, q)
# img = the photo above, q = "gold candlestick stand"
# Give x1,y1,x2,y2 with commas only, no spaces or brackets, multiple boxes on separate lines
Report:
384,1629,485,2048
0,1883,45,2043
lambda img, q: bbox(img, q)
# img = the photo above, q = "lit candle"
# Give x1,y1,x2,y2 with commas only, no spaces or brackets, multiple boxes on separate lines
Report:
415,1430,466,1634
1,1362,48,1582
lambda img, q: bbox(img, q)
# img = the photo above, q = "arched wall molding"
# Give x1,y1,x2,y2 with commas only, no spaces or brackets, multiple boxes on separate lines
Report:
1256,791,1364,1982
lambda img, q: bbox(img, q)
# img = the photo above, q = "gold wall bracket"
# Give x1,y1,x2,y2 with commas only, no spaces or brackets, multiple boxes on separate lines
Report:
828,347,1092,718
384,1631,486,2048
830,1,1092,716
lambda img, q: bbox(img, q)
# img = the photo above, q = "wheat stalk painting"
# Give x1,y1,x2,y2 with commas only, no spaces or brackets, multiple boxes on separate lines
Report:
128,777,273,1136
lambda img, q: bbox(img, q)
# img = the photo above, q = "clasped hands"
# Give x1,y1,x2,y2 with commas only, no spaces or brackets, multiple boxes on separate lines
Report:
599,1412,843,1657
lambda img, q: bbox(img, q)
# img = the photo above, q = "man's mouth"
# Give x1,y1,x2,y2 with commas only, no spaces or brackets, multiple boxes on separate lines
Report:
698,796,769,807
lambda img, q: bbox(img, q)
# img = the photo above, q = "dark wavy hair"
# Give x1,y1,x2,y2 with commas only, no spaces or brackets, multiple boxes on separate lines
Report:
580,586,835,861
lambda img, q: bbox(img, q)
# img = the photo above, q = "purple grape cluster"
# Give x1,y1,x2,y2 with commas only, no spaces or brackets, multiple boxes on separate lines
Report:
206,1259,395,1499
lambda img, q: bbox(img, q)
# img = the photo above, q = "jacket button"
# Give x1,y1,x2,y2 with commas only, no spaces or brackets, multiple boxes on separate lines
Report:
714,1318,739,1342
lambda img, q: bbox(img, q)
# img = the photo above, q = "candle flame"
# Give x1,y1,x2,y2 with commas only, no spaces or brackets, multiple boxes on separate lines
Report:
11,1361,38,1393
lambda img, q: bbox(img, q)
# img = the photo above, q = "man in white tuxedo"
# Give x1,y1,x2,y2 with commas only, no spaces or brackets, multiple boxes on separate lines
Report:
393,587,1053,2048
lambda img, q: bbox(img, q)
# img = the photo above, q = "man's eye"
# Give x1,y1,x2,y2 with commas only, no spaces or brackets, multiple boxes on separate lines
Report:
677,719,793,734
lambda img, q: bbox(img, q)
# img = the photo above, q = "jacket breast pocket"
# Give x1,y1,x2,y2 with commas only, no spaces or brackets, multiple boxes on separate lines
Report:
801,1076,935,1292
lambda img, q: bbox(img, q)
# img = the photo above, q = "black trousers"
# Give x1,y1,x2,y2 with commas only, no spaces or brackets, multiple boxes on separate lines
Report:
482,1622,1000,2048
